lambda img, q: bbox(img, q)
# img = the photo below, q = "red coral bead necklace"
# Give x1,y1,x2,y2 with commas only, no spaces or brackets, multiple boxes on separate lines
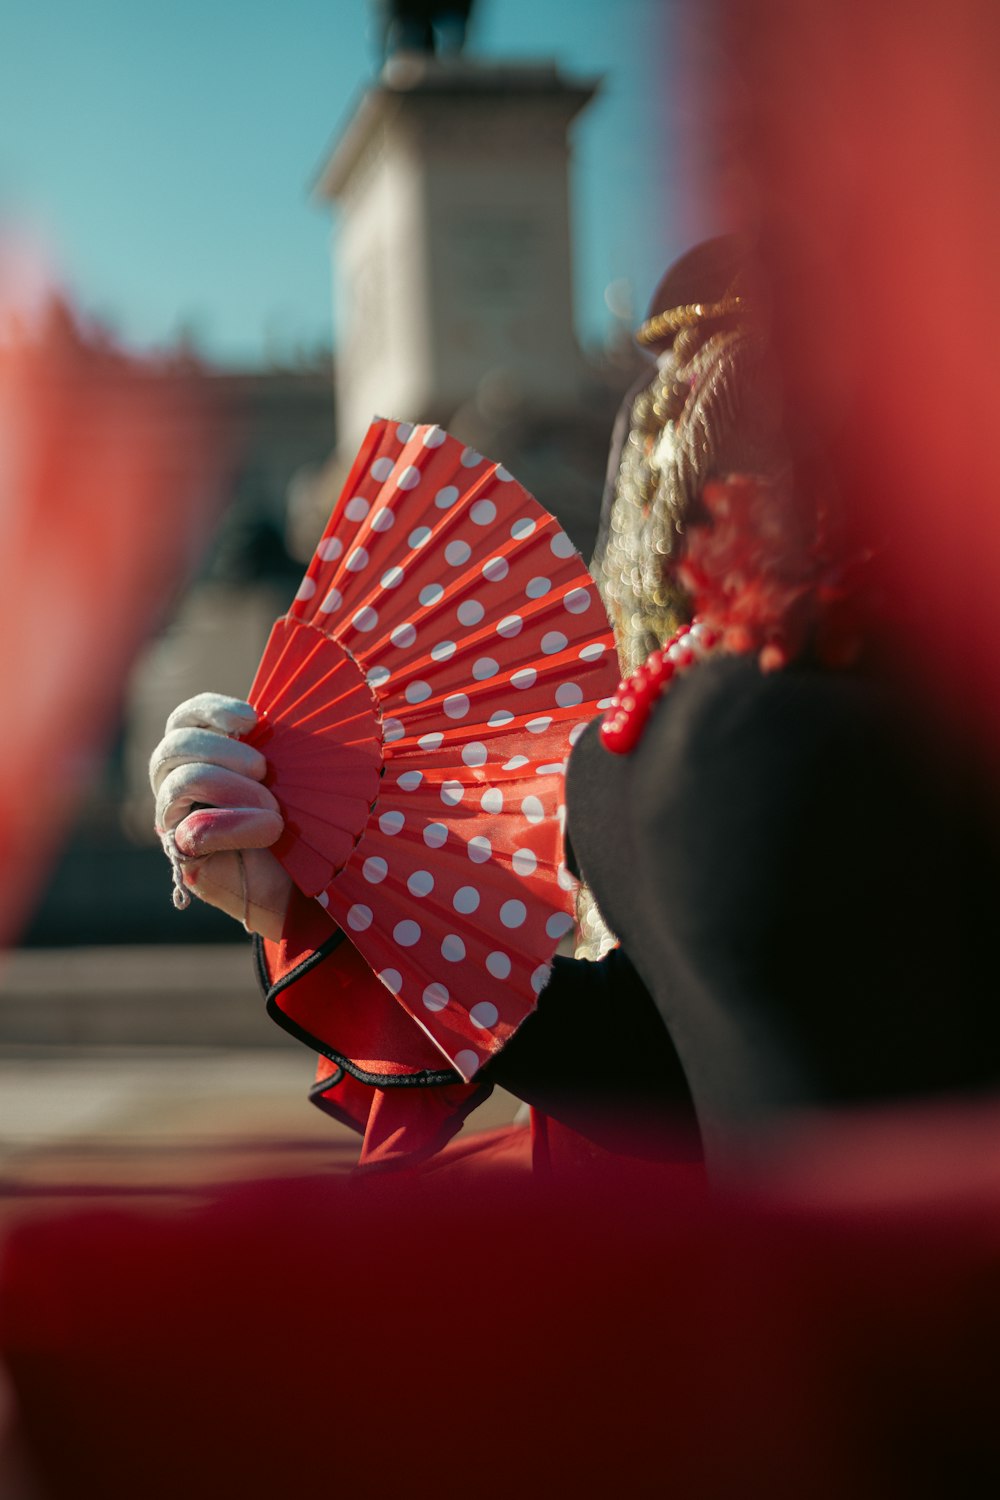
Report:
599,618,722,754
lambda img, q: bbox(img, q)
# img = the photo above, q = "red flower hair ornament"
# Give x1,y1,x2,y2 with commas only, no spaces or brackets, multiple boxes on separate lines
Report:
600,474,872,754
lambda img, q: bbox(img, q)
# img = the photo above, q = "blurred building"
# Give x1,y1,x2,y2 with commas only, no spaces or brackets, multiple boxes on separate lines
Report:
23,361,335,946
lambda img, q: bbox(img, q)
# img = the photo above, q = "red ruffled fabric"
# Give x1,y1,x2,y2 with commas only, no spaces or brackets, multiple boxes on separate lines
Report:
259,891,489,1165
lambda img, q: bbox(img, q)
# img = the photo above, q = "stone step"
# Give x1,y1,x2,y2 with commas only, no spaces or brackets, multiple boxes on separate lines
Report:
0,944,285,1049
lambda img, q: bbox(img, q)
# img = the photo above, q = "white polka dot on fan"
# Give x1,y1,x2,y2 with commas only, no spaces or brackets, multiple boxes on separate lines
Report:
486,951,511,979
316,536,342,561
420,583,444,607
409,525,431,548
460,448,482,467
431,640,456,662
542,632,567,655
522,796,544,823
371,508,394,533
470,1001,498,1030
568,724,588,746
394,920,421,947
381,969,403,995
511,518,535,540
419,732,444,751
462,742,487,767
454,886,480,914
319,588,342,614
435,485,459,509
442,934,466,962
468,835,491,863
471,499,496,525
408,870,434,896
346,547,369,572
444,694,469,719
546,912,574,939
353,606,378,631
296,577,317,601
511,668,536,690
423,425,446,448
526,716,552,734
347,904,373,931
526,577,550,599
445,539,472,567
495,466,513,482
346,497,370,522
405,681,431,705
482,557,508,582
564,588,591,615
457,600,484,626
481,787,503,814
579,641,606,661
441,780,465,805
423,982,449,1011
367,665,390,688
531,964,552,994
454,1048,480,1077
397,466,421,491
397,770,423,790
379,810,405,835
536,762,565,775
424,822,448,847
317,892,330,909
500,899,527,929
382,718,405,743
395,421,414,442
550,533,576,558
497,614,522,638
512,848,537,876
370,458,393,482
381,565,405,589
556,682,583,707
503,754,528,770
489,710,513,728
473,657,498,680
363,856,388,884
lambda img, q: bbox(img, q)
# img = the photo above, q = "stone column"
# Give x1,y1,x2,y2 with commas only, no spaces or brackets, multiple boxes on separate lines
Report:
316,56,598,454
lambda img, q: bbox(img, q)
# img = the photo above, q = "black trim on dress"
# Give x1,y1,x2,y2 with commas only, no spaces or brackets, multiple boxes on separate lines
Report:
252,927,346,998
252,932,463,1088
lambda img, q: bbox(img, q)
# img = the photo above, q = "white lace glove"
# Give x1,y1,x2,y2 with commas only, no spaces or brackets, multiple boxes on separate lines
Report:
149,693,292,940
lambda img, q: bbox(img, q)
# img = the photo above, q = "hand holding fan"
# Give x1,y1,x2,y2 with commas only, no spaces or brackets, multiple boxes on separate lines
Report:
244,418,619,1078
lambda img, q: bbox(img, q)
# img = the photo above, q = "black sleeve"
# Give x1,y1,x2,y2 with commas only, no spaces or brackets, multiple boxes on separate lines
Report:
481,945,700,1160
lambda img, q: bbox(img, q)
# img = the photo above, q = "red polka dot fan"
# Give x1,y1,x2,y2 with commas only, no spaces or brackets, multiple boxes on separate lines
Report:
244,418,618,1079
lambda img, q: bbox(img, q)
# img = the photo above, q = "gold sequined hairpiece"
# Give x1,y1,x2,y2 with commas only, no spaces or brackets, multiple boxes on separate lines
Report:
635,294,745,349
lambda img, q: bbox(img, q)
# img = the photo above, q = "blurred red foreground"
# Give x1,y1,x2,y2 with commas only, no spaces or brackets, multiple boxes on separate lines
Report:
1,1112,999,1499
0,287,223,946
714,0,1000,746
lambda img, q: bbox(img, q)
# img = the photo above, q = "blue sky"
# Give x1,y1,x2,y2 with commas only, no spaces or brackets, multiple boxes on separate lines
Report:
1,0,686,366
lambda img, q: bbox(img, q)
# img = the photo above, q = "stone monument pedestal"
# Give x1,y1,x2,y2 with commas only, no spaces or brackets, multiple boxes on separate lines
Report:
316,56,598,455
